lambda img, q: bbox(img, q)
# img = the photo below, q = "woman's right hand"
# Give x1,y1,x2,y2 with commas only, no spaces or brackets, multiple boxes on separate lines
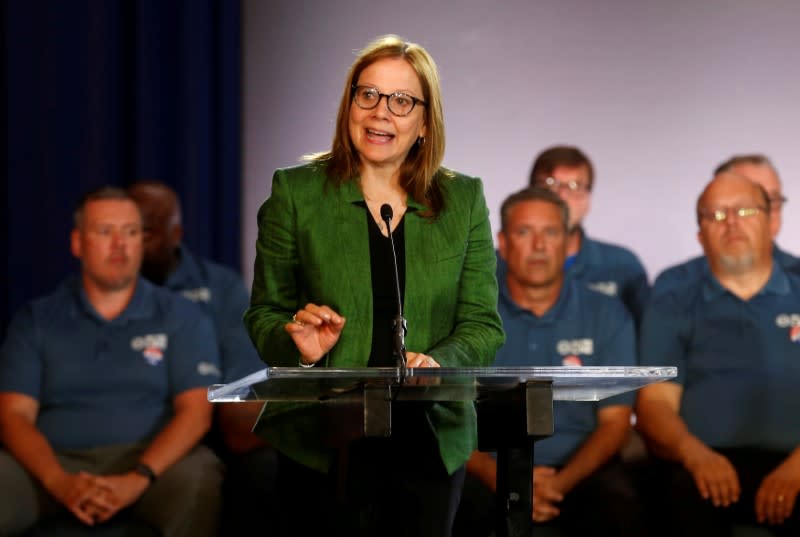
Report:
285,304,346,365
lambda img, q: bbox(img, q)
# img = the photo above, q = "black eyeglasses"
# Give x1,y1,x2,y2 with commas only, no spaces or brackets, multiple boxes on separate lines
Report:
351,85,426,117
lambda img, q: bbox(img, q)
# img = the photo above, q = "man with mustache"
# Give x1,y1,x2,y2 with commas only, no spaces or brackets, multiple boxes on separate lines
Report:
636,172,800,535
455,187,643,537
653,154,799,297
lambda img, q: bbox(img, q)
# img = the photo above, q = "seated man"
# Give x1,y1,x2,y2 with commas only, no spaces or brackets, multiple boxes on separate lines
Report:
636,172,800,536
127,180,276,532
653,154,799,296
0,187,224,537
455,187,643,537
527,145,650,326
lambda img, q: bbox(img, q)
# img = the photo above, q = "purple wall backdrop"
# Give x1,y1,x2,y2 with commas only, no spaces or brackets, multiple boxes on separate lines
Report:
241,0,800,287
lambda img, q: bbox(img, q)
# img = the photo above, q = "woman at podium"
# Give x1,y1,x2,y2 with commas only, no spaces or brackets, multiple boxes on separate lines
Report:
243,34,504,537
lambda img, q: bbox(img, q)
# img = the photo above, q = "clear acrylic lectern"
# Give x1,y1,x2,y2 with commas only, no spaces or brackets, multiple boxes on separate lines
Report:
208,365,676,537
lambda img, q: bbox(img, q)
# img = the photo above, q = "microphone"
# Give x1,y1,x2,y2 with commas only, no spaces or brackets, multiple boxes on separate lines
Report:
380,204,407,371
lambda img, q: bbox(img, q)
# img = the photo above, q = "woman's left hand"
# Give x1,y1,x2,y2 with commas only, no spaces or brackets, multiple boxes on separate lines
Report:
405,352,440,368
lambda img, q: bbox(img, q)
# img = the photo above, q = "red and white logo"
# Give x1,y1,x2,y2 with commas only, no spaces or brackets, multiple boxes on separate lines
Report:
142,346,164,365
131,333,168,366
790,326,800,344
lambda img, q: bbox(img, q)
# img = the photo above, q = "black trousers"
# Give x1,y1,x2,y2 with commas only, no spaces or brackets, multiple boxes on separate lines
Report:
453,458,647,537
275,406,465,537
659,448,800,537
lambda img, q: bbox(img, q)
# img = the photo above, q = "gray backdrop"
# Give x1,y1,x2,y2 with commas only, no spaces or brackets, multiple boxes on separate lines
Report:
242,0,800,288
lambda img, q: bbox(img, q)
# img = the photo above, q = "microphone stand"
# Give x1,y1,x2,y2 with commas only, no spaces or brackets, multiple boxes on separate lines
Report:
380,204,408,379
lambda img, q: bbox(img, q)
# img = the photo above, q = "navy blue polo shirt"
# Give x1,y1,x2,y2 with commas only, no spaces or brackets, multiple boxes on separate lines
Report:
567,231,650,326
164,246,264,382
640,265,800,452
0,276,222,450
496,230,650,326
652,244,800,298
495,277,637,466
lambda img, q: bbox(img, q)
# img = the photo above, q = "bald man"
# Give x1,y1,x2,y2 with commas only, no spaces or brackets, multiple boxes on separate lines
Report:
652,154,799,296
127,180,277,533
637,173,800,536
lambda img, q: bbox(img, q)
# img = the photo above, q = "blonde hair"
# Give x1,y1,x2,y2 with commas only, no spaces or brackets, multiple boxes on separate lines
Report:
307,34,450,217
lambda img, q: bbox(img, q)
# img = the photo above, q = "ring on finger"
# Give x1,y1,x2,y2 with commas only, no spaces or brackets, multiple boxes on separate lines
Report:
292,313,305,326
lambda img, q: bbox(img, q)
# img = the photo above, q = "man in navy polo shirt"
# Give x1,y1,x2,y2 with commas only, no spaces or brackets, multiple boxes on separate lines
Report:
0,187,224,537
527,145,650,327
653,154,799,297
456,187,643,537
128,180,276,534
636,173,800,536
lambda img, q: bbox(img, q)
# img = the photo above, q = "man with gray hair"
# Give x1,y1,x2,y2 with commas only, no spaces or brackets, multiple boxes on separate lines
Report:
652,154,798,296
637,172,800,535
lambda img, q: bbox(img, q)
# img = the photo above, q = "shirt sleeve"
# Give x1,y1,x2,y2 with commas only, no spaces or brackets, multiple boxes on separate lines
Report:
596,298,638,408
0,305,42,399
638,292,690,385
215,273,266,382
167,304,223,394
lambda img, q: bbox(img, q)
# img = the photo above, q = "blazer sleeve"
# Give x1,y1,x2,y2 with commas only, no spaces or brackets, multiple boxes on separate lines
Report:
243,168,303,366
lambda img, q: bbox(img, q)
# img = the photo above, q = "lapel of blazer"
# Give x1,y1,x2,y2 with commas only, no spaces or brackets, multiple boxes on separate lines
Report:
403,194,458,352
325,179,373,366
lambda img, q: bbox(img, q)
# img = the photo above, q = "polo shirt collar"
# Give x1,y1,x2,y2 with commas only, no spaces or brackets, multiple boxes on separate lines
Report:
567,227,597,274
702,262,791,302
72,276,156,324
164,245,200,289
499,275,572,322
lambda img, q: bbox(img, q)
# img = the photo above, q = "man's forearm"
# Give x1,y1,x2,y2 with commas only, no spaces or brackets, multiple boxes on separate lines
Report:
557,418,629,493
137,399,212,475
0,416,66,493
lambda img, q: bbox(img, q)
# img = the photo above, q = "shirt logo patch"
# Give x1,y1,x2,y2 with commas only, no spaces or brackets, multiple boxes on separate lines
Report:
587,281,618,296
556,338,594,356
181,287,211,303
562,355,583,367
775,313,800,328
131,333,168,366
197,362,221,377
142,346,164,365
790,326,800,344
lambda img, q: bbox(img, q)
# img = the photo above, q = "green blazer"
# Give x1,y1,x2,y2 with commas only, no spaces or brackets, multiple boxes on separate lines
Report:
244,162,504,474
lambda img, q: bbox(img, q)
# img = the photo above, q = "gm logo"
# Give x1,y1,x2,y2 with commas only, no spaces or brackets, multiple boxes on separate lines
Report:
775,314,800,328
556,338,594,355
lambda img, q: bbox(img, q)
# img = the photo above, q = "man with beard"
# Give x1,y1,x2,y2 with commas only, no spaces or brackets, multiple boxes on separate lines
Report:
127,180,276,534
454,187,643,537
636,173,800,536
653,154,799,297
0,187,224,536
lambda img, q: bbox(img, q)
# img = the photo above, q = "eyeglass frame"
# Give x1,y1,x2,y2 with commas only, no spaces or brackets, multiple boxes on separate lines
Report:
768,194,788,209
539,176,592,195
351,85,426,117
697,205,767,224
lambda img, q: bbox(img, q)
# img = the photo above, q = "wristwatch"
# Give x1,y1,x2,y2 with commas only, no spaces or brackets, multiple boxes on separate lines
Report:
133,462,158,484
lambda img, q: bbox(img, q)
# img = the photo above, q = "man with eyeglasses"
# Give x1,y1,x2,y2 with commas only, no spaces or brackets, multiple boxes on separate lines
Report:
525,145,650,326
636,172,800,535
652,154,799,296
